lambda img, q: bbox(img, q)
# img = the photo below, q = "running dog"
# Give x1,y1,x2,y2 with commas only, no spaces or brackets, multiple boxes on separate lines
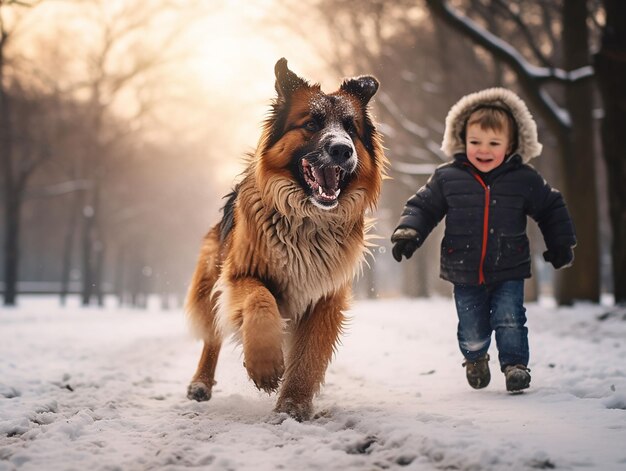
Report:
186,58,385,421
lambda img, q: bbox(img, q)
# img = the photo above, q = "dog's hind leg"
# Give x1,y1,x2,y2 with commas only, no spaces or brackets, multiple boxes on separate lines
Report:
188,340,222,401
186,229,223,402
275,286,349,421
231,277,285,393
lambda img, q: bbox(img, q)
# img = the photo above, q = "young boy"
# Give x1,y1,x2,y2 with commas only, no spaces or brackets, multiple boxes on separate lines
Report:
391,88,576,392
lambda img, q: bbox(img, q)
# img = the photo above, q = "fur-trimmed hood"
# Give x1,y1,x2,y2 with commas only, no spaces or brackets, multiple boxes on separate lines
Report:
441,88,542,163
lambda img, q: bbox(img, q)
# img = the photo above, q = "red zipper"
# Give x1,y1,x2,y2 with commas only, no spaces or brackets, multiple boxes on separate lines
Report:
467,170,490,285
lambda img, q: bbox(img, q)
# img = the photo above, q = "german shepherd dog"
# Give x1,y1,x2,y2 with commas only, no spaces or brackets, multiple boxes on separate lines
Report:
186,58,385,421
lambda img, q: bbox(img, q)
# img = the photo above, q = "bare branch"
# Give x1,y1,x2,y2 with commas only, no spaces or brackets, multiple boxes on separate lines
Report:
391,161,438,176
0,0,44,45
377,91,446,163
491,0,553,67
540,0,559,53
425,0,583,135
26,179,93,198
377,91,427,139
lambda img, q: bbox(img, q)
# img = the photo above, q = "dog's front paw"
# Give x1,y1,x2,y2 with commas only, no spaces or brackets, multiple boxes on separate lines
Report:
244,347,284,393
274,397,313,422
187,381,214,402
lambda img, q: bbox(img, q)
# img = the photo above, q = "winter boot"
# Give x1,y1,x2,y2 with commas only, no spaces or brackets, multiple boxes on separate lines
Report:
504,364,531,392
462,354,491,389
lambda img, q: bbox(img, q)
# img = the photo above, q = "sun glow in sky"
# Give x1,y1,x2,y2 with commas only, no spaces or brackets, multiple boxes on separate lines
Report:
176,1,332,183
9,0,334,187
186,2,329,101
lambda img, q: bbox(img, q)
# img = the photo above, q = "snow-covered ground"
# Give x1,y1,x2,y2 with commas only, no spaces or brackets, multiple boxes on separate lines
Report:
1,295,625,471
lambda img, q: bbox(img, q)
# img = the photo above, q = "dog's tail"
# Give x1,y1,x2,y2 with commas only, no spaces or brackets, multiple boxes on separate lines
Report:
219,187,238,243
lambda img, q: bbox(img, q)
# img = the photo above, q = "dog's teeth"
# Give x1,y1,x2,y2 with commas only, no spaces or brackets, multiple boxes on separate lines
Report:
335,189,341,197
318,186,323,195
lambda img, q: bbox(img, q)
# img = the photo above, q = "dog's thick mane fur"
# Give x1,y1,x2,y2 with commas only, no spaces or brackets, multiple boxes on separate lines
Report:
214,168,373,334
213,105,385,329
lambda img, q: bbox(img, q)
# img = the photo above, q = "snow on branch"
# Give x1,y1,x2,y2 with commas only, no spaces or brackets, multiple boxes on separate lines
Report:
425,0,590,133
377,91,447,164
491,0,553,68
26,180,94,198
377,91,429,139
540,65,595,84
391,161,439,176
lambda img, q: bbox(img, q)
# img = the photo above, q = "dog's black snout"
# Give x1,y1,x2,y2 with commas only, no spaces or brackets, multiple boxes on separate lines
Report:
328,142,353,164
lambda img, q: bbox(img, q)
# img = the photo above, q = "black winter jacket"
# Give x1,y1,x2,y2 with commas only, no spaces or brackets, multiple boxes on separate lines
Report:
395,154,576,285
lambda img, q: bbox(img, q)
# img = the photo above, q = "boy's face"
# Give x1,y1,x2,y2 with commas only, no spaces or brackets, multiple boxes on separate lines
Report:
465,123,511,173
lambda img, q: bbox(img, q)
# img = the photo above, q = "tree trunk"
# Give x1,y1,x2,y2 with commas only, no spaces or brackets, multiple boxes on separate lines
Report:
525,223,541,302
415,249,430,298
81,183,101,306
555,0,600,304
2,195,21,306
115,245,125,307
80,203,95,306
595,0,626,305
1,31,17,307
94,240,105,307
60,191,81,306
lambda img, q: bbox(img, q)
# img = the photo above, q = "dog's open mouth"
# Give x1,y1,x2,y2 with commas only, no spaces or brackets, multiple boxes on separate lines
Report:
301,158,347,207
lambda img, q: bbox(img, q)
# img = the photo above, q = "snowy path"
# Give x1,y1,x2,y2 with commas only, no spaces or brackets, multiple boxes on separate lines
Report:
1,297,625,470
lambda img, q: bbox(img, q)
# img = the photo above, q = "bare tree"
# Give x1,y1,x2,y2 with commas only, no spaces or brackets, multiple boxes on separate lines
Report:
0,0,48,306
595,0,626,306
61,0,199,305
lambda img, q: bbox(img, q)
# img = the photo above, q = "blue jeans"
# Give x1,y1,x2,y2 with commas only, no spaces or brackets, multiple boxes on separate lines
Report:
453,279,528,371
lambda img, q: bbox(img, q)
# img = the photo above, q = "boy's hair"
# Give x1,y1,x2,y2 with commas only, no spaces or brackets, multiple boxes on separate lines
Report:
464,105,518,152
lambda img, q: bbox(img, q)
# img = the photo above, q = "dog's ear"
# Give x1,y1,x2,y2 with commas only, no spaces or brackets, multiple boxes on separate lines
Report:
275,58,307,101
340,76,379,106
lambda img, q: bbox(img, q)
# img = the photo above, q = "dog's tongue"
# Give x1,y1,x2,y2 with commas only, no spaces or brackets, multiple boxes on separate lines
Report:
313,166,338,191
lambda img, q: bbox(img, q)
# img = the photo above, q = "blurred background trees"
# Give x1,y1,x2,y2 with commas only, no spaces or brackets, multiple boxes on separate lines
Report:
1,0,228,307
0,0,620,307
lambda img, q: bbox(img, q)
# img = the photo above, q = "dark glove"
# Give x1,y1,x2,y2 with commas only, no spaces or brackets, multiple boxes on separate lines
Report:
391,227,422,262
543,245,574,269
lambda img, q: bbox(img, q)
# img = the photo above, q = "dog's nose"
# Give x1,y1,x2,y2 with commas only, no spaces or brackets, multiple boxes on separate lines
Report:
328,142,353,164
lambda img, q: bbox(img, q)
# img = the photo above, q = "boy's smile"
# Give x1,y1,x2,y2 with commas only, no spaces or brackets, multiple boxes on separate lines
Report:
465,124,511,173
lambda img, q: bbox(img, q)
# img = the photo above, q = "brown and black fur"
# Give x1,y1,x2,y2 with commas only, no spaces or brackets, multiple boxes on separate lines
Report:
186,58,386,421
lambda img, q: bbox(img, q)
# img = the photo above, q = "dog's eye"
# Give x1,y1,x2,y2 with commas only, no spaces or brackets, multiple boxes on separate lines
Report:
303,120,320,132
344,120,357,137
